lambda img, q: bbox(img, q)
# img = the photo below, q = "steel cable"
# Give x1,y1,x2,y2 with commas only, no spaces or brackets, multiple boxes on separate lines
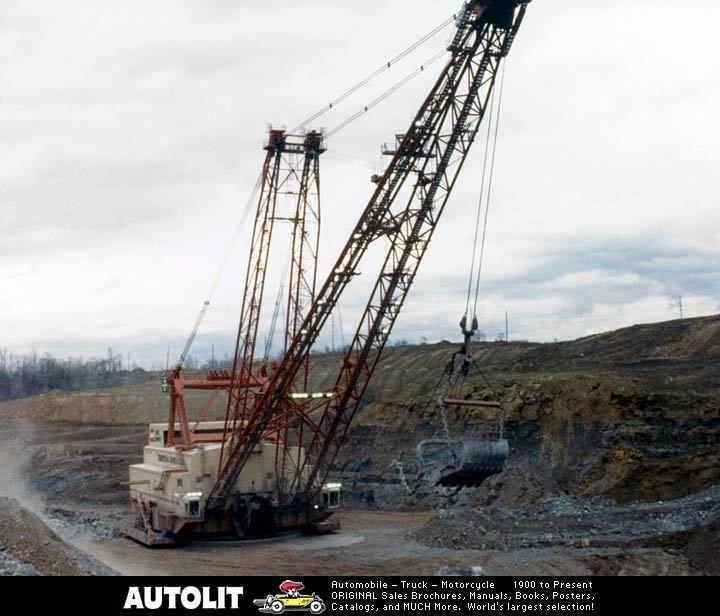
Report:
325,49,447,140
291,16,453,133
472,61,507,316
177,173,262,367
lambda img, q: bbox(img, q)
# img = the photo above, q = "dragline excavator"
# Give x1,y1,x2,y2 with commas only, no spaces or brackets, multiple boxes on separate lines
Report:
127,0,531,546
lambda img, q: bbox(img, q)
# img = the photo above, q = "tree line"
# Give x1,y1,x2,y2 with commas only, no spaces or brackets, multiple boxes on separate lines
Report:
0,347,153,402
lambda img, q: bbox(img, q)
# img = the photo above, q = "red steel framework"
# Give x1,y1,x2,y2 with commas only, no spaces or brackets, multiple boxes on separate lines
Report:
209,0,531,513
164,128,325,467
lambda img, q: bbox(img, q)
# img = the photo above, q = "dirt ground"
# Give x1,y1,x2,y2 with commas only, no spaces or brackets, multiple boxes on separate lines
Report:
0,315,718,576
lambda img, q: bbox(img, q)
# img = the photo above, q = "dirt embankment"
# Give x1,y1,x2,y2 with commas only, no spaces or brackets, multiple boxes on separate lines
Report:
0,496,115,576
1,315,718,510
0,385,222,425
334,315,720,510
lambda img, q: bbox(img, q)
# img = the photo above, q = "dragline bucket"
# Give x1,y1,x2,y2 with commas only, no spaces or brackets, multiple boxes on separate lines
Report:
416,437,509,487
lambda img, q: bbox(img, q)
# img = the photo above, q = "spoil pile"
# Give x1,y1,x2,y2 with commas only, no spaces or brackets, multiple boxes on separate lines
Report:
0,496,116,576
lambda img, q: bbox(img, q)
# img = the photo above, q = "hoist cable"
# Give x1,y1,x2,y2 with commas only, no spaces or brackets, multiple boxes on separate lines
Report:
464,81,498,317
472,61,506,316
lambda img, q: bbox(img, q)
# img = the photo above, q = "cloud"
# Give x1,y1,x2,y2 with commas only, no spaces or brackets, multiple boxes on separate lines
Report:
1,0,718,367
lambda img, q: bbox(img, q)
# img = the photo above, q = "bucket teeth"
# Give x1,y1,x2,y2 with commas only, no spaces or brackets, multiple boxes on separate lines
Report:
417,437,509,488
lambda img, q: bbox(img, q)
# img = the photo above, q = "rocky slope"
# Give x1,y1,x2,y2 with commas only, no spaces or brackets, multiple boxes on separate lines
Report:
1,315,718,515
0,496,115,576
333,314,720,508
0,314,718,575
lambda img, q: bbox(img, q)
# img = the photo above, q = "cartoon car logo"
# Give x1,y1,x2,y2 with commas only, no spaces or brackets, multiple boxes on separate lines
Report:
253,580,325,614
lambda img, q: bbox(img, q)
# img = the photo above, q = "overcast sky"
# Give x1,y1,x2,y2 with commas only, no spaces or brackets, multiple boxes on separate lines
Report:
2,0,719,368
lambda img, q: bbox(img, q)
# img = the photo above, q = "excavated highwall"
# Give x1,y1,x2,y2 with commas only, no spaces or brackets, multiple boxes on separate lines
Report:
2,315,718,514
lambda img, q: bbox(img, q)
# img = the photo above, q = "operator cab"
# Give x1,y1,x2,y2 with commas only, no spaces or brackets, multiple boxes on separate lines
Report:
470,0,519,29
321,482,341,510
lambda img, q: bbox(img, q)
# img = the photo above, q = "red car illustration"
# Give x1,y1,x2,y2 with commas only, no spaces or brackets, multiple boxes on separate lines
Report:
254,580,326,614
